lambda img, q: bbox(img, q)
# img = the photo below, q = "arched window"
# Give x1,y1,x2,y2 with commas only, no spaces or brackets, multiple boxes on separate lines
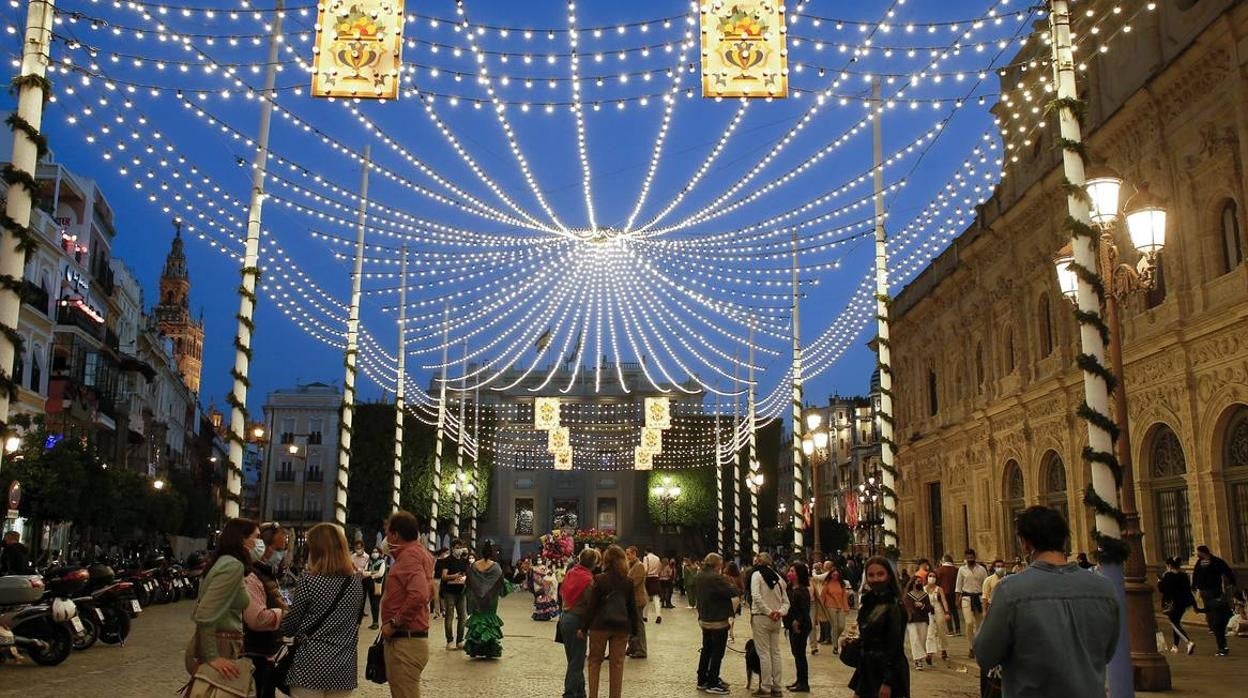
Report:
927,368,939,416
1003,460,1026,558
1041,452,1068,522
1149,425,1192,561
30,343,42,393
276,492,290,519
1220,200,1243,274
11,341,24,388
1223,406,1248,562
1038,295,1055,357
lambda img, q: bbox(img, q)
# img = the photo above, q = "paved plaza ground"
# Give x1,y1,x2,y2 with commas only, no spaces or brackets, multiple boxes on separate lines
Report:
3,594,1244,697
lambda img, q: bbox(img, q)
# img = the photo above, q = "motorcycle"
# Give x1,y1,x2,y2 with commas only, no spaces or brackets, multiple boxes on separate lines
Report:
38,567,93,651
73,565,135,647
0,575,76,666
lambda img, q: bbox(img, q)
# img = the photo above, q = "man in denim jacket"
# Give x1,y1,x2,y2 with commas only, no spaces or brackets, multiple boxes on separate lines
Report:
973,506,1119,698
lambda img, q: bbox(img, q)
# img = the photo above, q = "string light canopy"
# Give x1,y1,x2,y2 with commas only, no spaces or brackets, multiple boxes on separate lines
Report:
18,0,1158,459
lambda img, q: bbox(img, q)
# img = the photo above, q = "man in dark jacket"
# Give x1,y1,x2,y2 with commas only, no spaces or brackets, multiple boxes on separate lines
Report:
695,553,739,695
0,530,30,574
1193,545,1238,656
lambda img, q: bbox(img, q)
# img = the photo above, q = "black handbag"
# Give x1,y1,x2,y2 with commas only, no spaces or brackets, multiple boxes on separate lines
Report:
365,633,387,684
276,577,353,694
839,637,862,668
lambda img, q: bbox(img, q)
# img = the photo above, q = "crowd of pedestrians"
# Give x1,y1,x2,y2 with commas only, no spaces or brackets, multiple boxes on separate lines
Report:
180,505,1245,698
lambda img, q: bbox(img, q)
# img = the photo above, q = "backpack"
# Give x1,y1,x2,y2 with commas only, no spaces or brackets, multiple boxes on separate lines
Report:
598,584,632,631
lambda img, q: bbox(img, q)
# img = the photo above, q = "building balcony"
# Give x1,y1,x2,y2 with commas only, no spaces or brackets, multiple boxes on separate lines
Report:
306,469,323,483
22,280,51,317
274,471,295,483
56,303,106,342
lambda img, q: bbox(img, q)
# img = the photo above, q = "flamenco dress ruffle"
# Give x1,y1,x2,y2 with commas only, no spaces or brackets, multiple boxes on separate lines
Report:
463,611,504,658
531,597,560,621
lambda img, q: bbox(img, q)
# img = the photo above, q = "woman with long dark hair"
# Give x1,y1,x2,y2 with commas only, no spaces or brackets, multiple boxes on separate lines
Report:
580,545,640,698
849,556,909,698
784,562,813,693
1157,556,1196,654
188,518,260,683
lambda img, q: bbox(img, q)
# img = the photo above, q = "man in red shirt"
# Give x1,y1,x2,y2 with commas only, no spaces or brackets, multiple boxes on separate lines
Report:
935,554,961,635
380,511,435,698
560,547,601,698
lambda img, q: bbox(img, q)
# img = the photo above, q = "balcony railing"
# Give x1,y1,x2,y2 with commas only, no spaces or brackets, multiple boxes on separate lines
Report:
275,471,295,483
306,470,323,483
56,304,106,341
22,280,50,317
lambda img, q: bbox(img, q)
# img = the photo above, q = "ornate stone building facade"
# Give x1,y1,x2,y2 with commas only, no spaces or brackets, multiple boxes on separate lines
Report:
154,225,204,394
890,1,1248,574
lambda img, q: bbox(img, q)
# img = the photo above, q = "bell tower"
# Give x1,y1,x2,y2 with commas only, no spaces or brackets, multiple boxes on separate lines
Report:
154,219,205,394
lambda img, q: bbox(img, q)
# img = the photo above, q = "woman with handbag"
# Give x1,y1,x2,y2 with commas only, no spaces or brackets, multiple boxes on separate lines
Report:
464,542,506,658
186,518,262,695
279,523,366,698
847,556,909,698
579,545,640,698
784,562,814,693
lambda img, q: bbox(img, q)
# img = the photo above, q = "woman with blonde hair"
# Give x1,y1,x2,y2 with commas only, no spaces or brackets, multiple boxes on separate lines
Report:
280,523,366,698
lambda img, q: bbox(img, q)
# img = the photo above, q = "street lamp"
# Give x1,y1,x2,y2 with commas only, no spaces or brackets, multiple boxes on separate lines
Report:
802,410,831,561
856,470,884,556
652,476,682,535
153,478,166,491
1054,169,1170,687
447,470,479,548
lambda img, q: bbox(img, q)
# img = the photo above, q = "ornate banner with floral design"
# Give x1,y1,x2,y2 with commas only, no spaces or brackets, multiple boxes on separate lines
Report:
640,426,664,453
547,426,571,454
311,0,404,99
554,448,573,471
634,447,654,471
534,396,561,430
699,1,788,99
644,396,671,429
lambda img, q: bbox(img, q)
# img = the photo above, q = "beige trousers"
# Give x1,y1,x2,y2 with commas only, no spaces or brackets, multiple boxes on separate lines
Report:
384,636,429,698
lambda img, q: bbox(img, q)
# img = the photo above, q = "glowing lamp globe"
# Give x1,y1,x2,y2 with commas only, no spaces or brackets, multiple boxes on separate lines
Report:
1084,168,1123,227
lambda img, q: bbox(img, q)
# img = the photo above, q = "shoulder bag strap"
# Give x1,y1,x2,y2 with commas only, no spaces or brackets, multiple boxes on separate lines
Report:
298,576,354,639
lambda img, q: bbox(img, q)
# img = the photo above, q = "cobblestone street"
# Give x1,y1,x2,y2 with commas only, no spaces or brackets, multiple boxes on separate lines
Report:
4,594,1245,697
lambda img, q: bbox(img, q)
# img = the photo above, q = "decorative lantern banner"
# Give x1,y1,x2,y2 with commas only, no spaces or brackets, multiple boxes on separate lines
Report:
311,0,404,99
634,447,654,471
644,396,671,429
640,426,664,453
534,397,561,430
700,1,788,99
548,426,571,454
554,448,573,471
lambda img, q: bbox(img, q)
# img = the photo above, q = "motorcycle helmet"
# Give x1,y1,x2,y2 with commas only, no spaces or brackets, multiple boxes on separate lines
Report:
50,598,78,623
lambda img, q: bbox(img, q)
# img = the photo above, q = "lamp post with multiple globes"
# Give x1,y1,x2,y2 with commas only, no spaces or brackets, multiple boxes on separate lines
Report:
652,476,682,550
801,411,831,561
1053,168,1171,689
856,470,884,557
447,470,478,548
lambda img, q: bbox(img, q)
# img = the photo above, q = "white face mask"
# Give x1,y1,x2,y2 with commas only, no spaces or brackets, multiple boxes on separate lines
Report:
994,567,1006,577
249,538,267,562
371,552,380,560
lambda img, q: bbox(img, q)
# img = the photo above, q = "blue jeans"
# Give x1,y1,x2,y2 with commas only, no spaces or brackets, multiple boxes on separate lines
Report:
560,613,588,698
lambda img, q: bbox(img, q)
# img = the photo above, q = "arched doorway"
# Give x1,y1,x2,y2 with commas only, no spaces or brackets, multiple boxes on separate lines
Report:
1041,451,1068,522
1222,406,1248,562
1003,460,1025,559
1148,425,1192,562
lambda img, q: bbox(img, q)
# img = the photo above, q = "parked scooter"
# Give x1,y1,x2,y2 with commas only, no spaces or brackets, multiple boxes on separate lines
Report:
37,567,93,651
0,575,76,666
72,565,134,647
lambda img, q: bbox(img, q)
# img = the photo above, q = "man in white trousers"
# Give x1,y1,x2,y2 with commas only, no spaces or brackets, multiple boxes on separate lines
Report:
749,553,789,697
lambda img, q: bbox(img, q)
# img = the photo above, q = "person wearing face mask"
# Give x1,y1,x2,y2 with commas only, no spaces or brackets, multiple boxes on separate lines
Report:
980,560,1006,615
847,556,909,698
973,506,1119,698
244,522,289,698
440,539,470,650
186,518,261,685
366,548,388,630
748,553,790,697
953,548,987,655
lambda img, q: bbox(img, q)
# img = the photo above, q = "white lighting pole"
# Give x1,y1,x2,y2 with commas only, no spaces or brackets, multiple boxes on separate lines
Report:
747,322,760,556
871,78,898,552
337,144,370,527
1047,3,1130,695
451,341,467,539
226,0,283,519
0,0,54,427
431,304,450,550
790,231,805,555
392,244,407,514
715,407,724,554
733,347,743,560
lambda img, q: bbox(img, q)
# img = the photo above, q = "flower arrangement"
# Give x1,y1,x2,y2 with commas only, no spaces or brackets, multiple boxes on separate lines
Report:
539,530,575,566
574,528,617,550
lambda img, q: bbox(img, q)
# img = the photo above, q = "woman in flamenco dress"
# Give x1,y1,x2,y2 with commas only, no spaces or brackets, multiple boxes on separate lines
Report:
464,542,506,658
530,563,561,621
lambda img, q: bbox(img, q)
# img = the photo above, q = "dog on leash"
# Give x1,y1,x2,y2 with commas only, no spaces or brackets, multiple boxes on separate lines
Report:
744,639,761,690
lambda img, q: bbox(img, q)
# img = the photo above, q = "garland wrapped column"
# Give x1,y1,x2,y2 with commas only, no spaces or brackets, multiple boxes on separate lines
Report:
747,322,760,556
337,144,370,527
790,232,805,555
392,243,407,514
871,79,899,552
1048,2,1129,694
225,0,284,518
451,342,467,539
715,409,724,554
733,348,743,560
469,379,480,550
0,0,55,426
430,304,449,550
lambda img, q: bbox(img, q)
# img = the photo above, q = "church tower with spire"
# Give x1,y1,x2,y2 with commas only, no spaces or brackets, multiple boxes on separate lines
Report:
154,220,205,394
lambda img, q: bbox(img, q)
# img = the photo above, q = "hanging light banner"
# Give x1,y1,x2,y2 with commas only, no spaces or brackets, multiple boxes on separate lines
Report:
311,0,405,99
634,447,654,471
644,396,671,429
534,397,561,430
640,426,664,453
554,448,573,471
547,426,571,454
700,1,788,99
